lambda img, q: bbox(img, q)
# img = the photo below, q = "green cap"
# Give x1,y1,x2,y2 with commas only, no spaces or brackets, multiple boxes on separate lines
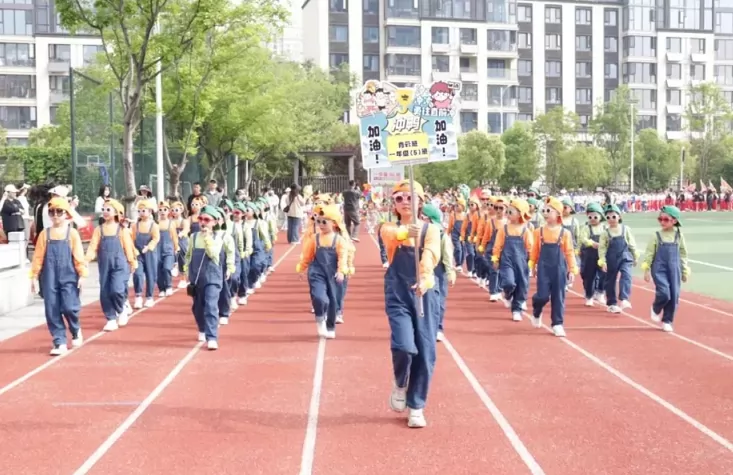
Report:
233,202,246,212
605,204,622,216
200,205,220,219
220,199,234,210
660,205,682,226
561,198,575,213
527,197,540,208
421,203,442,225
586,202,605,220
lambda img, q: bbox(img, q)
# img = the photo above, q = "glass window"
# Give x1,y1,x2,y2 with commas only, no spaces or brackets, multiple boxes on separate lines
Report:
691,38,705,54
0,43,35,66
459,56,476,72
546,87,562,104
488,30,515,52
545,60,561,77
329,25,348,42
518,59,532,76
329,53,348,69
518,5,531,22
363,26,379,43
576,35,591,51
667,89,681,105
637,115,657,130
545,34,561,50
624,5,656,31
387,26,420,47
716,40,733,60
605,63,618,79
605,89,617,102
545,6,561,23
623,62,656,83
83,45,103,65
460,28,477,45
666,37,681,53
715,65,733,85
0,105,36,129
579,115,590,130
462,83,478,101
518,113,533,121
518,32,531,49
604,9,617,26
487,59,509,78
386,54,421,76
432,55,450,72
575,61,592,78
605,36,617,53
363,54,379,72
0,9,33,35
0,74,35,98
631,89,657,109
667,63,681,79
460,111,478,132
48,75,70,94
575,7,591,25
623,36,656,57
717,12,733,34
690,64,705,80
518,86,532,104
386,0,418,18
329,0,347,12
666,114,682,131
432,27,449,44
48,44,71,61
363,0,378,14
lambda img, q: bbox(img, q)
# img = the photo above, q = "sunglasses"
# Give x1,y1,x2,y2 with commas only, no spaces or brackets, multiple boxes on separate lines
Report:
48,208,65,216
102,207,116,213
493,205,505,211
588,214,600,219
198,217,213,224
541,208,553,214
606,214,620,220
658,216,674,224
159,208,170,213
316,219,331,225
138,208,150,213
393,194,411,203
172,207,182,212
233,210,243,216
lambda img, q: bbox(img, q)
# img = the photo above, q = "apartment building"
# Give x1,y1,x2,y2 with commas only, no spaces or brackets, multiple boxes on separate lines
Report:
268,0,304,62
0,0,102,145
299,0,733,139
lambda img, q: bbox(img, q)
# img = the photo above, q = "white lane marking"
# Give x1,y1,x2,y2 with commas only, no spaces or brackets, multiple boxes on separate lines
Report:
687,259,733,272
72,244,298,474
298,337,327,475
52,401,142,407
631,283,733,319
368,234,546,474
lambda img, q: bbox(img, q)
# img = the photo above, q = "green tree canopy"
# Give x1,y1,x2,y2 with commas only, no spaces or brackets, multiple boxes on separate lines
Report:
500,122,539,189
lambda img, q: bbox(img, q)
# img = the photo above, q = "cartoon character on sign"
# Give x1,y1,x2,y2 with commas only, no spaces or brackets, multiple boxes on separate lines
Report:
430,82,455,110
395,88,415,114
357,81,398,118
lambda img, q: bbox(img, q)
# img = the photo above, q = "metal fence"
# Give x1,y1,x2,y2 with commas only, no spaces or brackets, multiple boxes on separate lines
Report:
248,175,351,197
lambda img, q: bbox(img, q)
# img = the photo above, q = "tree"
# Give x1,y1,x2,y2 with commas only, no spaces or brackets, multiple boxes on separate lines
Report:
556,144,608,190
500,121,539,189
457,130,505,187
57,0,287,207
590,84,634,185
685,83,733,182
533,107,579,192
633,129,679,190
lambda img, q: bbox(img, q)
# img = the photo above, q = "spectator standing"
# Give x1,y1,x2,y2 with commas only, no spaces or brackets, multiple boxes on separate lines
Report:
187,182,204,213
204,179,222,207
1,184,25,234
342,180,361,242
283,184,305,243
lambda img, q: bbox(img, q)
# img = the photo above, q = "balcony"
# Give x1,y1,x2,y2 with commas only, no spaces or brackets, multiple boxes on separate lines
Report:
460,43,478,55
666,104,683,114
486,40,517,58
487,96,518,109
431,43,450,54
486,68,517,84
49,91,69,104
461,95,480,110
386,66,421,82
666,78,683,88
48,59,70,74
690,53,707,63
666,51,683,62
460,69,479,82
431,70,452,81
666,130,685,141
385,5,419,20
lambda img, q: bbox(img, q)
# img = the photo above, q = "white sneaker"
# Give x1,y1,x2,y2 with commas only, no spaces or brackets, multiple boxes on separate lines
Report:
268,267,275,274
103,320,119,332
585,299,594,307
512,312,522,322
594,293,606,305
620,300,632,309
335,314,344,324
207,340,219,350
124,301,132,314
489,293,500,302
532,314,542,328
382,262,389,269
407,408,427,428
71,331,83,348
118,309,129,327
177,280,188,289
552,325,567,337
198,332,205,342
662,323,674,332
237,296,248,305
165,289,174,297
325,329,336,339
254,281,262,289
436,331,445,342
316,320,327,337
246,289,255,296
133,297,143,309
501,294,511,309
230,297,238,309
607,305,622,314
219,317,229,325
144,298,155,308
389,383,407,412
650,308,662,322
50,344,68,356
521,301,527,310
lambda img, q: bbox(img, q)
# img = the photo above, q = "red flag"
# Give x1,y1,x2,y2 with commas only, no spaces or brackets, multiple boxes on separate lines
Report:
700,179,707,192
708,180,717,193
721,177,733,193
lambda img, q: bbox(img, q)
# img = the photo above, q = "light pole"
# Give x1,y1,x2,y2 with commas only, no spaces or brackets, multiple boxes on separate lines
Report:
155,19,165,202
629,100,637,193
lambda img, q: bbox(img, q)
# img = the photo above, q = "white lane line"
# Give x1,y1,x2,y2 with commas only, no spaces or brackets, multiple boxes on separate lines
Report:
52,401,142,407
367,234,546,474
687,259,733,272
0,290,182,398
72,244,298,474
298,337,327,475
631,283,733,319
566,288,733,362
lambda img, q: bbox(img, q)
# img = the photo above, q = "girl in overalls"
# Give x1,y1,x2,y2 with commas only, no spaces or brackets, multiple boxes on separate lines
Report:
460,197,479,277
184,206,224,350
471,191,492,286
381,180,441,429
131,200,160,309
421,203,456,343
30,198,88,355
578,202,607,307
189,196,207,236
258,197,277,275
85,198,137,332
245,202,271,293
642,206,689,332
479,197,507,301
232,202,253,305
334,216,355,325
561,198,581,291
214,207,236,325
530,197,578,338
491,198,533,322
598,204,639,314
156,201,179,297
296,204,347,338
171,201,190,289
447,199,466,273
527,198,544,229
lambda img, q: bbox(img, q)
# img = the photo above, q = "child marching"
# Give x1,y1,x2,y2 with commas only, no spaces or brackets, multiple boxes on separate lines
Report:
156,201,179,298
421,203,456,342
598,204,639,314
131,200,160,309
578,202,607,307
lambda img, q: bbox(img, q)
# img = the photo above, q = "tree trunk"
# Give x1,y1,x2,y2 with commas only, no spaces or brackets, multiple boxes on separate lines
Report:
122,123,137,216
169,166,182,200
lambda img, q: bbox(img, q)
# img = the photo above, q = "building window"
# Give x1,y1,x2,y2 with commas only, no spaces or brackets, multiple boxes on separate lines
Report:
460,56,477,72
487,113,515,134
49,75,70,94
605,63,618,79
460,28,477,45
387,26,420,47
460,111,478,132
690,64,705,80
386,0,418,18
432,55,450,72
715,39,733,60
518,113,533,121
0,74,35,99
716,65,733,85
329,0,347,13
0,105,36,129
667,63,681,79
82,45,103,65
462,83,478,101
518,59,532,76
691,38,705,54
0,10,33,35
605,89,617,102
0,43,35,67
666,37,681,53
49,44,71,61
575,61,592,78
518,4,531,22
386,54,421,76
575,7,591,25
518,32,531,49
666,114,682,132
363,0,378,14
363,26,379,43
545,34,561,50
578,115,590,130
546,87,562,104
667,89,681,106
624,4,656,31
576,35,591,52
545,60,561,77
518,86,532,104
329,53,348,69
623,63,656,83
545,6,561,23
575,88,592,105
432,27,449,44
329,25,348,42
604,36,617,53
604,9,617,26
363,54,379,72
487,30,515,51
487,59,509,78
716,12,733,34
623,36,656,57
637,115,657,130
631,89,657,109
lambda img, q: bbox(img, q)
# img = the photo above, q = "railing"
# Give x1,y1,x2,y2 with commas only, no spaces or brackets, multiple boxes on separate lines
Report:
0,231,33,316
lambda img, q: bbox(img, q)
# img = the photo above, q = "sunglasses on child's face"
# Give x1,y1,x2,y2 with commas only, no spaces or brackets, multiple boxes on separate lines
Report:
506,208,515,215
102,207,115,214
541,207,553,214
316,219,331,225
658,216,673,224
494,206,505,211
48,208,65,217
172,207,182,213
607,214,620,220
199,217,213,225
588,214,599,220
393,193,411,204
159,208,169,213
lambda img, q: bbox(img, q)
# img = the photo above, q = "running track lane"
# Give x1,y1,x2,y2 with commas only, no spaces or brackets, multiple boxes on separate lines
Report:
76,244,312,474
310,243,535,474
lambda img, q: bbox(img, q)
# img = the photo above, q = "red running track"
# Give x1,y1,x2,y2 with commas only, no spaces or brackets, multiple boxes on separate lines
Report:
0,236,731,474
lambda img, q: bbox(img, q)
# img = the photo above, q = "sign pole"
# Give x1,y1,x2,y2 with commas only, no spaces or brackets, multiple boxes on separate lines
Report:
407,163,423,317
